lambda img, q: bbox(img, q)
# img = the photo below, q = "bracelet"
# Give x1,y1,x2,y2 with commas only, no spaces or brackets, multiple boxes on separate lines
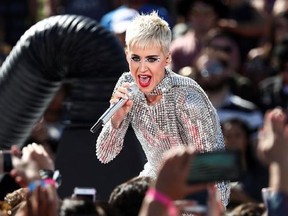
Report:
28,178,56,192
39,169,62,188
146,188,178,216
3,152,13,173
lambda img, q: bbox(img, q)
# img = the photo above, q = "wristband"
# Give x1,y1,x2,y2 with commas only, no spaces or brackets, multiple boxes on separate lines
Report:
39,169,62,188
28,178,56,192
146,188,178,216
3,152,13,173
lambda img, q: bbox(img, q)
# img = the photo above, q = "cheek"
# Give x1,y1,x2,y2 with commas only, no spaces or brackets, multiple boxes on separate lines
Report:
130,69,137,80
153,65,166,79
128,62,137,73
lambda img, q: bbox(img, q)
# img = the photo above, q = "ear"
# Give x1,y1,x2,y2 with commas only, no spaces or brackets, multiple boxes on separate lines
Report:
165,52,172,66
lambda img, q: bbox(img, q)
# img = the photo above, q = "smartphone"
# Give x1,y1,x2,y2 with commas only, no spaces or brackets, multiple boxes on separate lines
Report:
187,150,243,184
73,187,97,202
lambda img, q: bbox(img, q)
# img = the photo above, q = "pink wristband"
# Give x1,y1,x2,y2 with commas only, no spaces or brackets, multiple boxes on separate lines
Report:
146,188,178,216
44,178,56,186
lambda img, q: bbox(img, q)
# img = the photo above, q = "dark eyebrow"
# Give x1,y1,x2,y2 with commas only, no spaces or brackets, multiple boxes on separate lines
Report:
131,54,159,58
146,55,160,58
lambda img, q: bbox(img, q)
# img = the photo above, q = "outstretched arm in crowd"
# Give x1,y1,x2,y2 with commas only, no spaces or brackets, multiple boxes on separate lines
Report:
1,143,59,216
257,108,288,215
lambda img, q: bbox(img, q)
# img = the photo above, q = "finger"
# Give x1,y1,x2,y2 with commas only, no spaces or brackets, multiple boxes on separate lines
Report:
40,187,49,215
271,109,286,135
110,96,121,105
11,145,21,156
26,192,33,216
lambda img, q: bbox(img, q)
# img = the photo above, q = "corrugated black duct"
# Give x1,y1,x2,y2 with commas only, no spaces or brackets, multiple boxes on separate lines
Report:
0,15,128,149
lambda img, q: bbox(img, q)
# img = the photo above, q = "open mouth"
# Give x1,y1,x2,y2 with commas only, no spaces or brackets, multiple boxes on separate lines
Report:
138,75,151,87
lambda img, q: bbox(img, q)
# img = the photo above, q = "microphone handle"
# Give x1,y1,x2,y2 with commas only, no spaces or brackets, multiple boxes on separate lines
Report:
90,98,127,133
101,98,127,124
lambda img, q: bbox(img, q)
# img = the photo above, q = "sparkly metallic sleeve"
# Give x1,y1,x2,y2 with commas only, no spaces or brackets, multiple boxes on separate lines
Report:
96,73,132,163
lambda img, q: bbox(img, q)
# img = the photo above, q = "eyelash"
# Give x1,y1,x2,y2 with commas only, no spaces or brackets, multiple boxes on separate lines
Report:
130,56,160,63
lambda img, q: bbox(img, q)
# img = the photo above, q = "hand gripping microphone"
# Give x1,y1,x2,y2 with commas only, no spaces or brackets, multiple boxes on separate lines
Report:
90,83,138,133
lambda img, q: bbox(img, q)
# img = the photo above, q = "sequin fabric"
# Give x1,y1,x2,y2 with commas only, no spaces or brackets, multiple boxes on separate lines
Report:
96,69,230,206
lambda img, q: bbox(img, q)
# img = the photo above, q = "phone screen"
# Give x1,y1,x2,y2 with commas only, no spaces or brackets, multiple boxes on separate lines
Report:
73,187,96,202
187,150,243,184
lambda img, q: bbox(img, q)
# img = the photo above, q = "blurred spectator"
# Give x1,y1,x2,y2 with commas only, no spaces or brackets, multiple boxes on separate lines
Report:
56,0,113,22
203,28,241,75
109,176,152,216
60,198,101,216
100,0,173,32
242,9,288,95
202,28,257,101
221,118,269,209
257,38,288,113
218,0,268,70
110,7,139,47
272,10,288,43
226,202,266,216
169,0,227,73
194,49,263,135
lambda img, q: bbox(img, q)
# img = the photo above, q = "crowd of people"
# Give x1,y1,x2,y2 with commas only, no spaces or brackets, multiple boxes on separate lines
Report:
0,0,288,215
0,107,288,215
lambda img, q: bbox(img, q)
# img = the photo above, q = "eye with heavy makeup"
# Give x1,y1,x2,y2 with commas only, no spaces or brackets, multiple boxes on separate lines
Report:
130,55,161,64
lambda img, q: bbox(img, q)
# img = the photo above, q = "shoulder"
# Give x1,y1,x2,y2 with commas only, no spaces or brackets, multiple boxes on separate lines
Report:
168,72,211,105
170,72,206,95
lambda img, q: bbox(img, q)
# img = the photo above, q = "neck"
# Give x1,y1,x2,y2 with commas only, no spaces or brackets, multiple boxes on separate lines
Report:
146,94,162,105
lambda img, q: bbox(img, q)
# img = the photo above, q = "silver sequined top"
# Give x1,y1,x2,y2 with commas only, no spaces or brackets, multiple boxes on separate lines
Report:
96,69,230,206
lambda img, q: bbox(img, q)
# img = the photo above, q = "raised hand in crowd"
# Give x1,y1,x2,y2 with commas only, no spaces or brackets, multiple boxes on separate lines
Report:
139,146,224,216
257,107,288,215
9,143,55,187
14,184,58,216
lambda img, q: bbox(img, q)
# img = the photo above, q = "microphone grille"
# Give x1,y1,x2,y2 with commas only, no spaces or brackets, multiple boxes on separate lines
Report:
128,83,138,95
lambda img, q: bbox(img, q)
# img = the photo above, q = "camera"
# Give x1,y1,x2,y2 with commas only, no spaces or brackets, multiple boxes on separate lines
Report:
73,187,97,202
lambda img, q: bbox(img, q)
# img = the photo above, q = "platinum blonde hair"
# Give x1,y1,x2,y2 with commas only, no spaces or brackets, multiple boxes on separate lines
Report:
125,11,172,53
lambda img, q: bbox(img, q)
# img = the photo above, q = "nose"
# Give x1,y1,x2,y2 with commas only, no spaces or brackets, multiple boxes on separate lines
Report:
139,60,148,71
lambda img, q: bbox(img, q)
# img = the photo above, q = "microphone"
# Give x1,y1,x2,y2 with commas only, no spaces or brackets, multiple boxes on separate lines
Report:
90,83,138,133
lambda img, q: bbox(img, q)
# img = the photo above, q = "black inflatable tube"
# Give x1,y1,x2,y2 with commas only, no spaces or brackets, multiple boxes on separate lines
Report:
0,15,128,149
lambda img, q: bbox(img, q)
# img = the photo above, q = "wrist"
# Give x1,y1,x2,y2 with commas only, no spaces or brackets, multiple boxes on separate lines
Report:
145,188,178,216
111,116,123,129
269,163,288,193
39,169,62,188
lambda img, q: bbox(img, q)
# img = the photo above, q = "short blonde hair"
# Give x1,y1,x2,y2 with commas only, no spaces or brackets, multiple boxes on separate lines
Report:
125,11,172,53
